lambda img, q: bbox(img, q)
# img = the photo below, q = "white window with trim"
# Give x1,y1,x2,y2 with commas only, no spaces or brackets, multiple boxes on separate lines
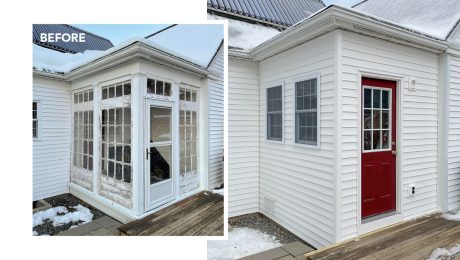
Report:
33,101,39,139
295,77,319,146
266,85,283,141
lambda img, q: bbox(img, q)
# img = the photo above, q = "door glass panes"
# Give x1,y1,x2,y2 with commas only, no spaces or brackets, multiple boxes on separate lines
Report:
179,87,198,177
150,107,172,142
363,88,390,151
150,145,172,184
147,78,172,96
73,110,93,170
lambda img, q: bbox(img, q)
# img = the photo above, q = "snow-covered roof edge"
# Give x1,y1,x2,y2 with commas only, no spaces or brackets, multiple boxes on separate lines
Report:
207,39,224,68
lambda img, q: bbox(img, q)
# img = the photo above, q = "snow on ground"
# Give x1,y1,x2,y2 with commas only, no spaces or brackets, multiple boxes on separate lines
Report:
33,204,93,228
208,14,281,51
207,227,282,260
443,210,460,221
211,188,224,196
428,244,460,260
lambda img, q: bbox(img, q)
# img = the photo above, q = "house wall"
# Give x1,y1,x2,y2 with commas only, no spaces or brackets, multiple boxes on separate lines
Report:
258,33,337,248
228,58,260,217
338,31,440,240
207,46,224,189
33,75,71,201
448,54,460,211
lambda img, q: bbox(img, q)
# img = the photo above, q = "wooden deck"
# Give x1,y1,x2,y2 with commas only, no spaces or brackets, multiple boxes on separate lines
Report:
306,214,460,260
119,192,223,236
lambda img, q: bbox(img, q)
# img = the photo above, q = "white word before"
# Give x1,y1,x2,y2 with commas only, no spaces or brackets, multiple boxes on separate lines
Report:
40,33,86,43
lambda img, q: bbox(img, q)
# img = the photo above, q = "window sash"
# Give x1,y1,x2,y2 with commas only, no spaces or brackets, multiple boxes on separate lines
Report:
33,102,38,138
295,79,318,145
267,86,283,141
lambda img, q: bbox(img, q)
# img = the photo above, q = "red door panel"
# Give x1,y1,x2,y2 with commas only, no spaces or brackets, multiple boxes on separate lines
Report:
361,77,396,219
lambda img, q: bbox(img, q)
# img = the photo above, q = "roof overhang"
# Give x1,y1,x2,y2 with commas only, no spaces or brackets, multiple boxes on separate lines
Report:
250,6,449,61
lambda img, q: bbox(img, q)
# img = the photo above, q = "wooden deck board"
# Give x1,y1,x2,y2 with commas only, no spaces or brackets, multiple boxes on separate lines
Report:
118,192,224,236
307,214,460,260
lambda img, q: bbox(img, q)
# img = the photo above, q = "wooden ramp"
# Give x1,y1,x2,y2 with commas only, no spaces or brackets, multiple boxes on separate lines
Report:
119,192,223,236
306,214,460,260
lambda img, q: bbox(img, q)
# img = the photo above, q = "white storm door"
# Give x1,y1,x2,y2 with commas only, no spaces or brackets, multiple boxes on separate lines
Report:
145,99,175,210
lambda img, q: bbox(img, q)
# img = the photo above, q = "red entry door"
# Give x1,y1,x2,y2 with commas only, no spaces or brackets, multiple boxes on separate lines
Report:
361,77,396,219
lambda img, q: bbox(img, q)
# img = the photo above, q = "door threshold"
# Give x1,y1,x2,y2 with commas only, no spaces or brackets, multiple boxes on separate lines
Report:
359,211,402,235
362,210,397,224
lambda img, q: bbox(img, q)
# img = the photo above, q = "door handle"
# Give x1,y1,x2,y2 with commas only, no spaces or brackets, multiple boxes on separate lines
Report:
392,150,397,156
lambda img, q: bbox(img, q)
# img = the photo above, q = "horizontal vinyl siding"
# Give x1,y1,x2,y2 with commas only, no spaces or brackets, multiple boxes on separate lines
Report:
448,55,460,211
228,58,260,216
208,46,224,189
340,31,439,240
258,33,336,248
33,77,71,201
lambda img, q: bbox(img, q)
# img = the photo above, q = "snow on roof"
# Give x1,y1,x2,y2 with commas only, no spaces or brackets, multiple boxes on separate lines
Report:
353,0,460,39
34,26,224,74
208,14,281,51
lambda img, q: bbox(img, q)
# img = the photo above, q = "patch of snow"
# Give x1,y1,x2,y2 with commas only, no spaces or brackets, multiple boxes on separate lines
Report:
207,227,282,260
208,14,281,51
211,188,224,196
442,210,460,221
428,244,460,260
354,0,460,39
32,204,93,228
33,231,38,236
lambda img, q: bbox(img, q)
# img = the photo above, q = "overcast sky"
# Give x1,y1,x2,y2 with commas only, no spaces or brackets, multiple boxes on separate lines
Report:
322,0,363,7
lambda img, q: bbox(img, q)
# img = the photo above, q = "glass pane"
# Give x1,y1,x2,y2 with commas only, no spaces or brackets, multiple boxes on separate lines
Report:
186,89,191,101
79,93,83,103
102,142,106,158
88,157,93,171
83,155,87,169
84,92,88,102
150,107,172,142
123,146,131,163
102,88,108,99
101,159,107,175
150,145,172,184
124,108,131,125
364,130,371,150
382,110,389,129
88,141,93,155
191,91,197,102
382,130,390,149
123,82,131,95
123,165,131,183
364,88,371,108
115,163,122,180
102,126,106,141
102,110,107,125
108,109,115,124
108,161,114,178
179,88,185,100
373,130,381,149
147,79,155,94
382,90,389,109
89,91,93,101
108,87,115,98
373,89,381,108
373,110,381,129
108,126,114,142
116,145,123,161
123,126,131,144
364,109,372,129
156,81,164,95
116,84,123,97
116,108,122,124
74,94,78,103
108,146,115,159
164,82,171,96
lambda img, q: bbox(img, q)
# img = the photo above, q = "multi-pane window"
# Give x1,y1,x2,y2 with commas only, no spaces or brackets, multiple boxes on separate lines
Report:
363,88,390,151
147,78,172,96
101,108,132,183
101,81,131,99
295,78,318,145
33,101,38,138
267,86,282,141
74,89,93,104
73,110,93,170
179,87,198,177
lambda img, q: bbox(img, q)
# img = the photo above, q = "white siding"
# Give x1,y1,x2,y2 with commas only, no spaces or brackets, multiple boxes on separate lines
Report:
33,76,71,201
339,31,440,240
208,46,224,189
258,33,337,248
228,58,260,217
448,55,460,211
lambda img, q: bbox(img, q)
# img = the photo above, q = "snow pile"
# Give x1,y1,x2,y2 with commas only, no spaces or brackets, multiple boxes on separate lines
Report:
443,210,460,221
208,14,280,50
354,0,460,39
211,188,224,196
428,244,460,260
207,227,282,259
32,204,93,228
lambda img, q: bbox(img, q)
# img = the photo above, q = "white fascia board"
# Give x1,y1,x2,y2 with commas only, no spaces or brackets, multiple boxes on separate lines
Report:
67,42,209,81
33,70,66,81
228,49,251,60
250,6,448,62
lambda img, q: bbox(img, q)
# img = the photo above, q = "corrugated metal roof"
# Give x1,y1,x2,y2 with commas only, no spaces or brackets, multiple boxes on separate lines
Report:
33,24,114,54
207,0,325,27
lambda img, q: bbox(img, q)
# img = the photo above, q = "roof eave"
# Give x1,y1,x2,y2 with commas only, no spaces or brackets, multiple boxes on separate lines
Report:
66,42,208,81
250,6,448,62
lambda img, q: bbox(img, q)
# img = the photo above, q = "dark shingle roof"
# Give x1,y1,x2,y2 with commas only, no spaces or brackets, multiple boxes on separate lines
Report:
207,0,325,28
33,24,114,54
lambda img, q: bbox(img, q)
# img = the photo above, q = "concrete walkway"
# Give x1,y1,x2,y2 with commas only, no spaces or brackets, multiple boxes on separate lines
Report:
56,216,122,236
239,241,314,260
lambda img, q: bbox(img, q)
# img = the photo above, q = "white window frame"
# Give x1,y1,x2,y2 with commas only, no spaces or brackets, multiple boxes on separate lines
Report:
292,73,321,148
265,81,284,142
361,86,392,153
33,100,41,140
